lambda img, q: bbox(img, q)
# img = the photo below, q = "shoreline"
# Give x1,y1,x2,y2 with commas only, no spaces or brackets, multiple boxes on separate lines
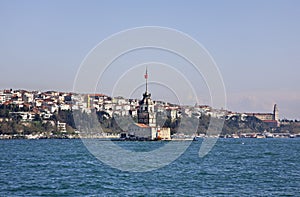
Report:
1,134,299,140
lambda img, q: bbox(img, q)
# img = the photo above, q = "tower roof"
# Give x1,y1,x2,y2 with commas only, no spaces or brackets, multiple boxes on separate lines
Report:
140,67,153,104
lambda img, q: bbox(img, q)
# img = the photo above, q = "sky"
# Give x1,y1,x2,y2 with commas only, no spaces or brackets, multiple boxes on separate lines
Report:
0,0,300,119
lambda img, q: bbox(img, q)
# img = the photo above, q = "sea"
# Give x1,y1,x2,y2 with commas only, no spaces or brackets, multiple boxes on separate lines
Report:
0,138,299,196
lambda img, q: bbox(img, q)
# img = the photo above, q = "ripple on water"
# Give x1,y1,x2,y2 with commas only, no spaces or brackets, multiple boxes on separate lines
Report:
0,139,299,196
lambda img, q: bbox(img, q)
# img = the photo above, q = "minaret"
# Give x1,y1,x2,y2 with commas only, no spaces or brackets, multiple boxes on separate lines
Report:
137,68,156,127
273,104,279,121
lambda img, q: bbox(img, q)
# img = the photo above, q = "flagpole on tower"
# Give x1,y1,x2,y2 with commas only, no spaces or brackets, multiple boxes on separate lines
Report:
144,67,148,93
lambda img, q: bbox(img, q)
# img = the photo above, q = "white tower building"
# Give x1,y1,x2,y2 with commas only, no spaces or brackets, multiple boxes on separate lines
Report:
137,68,156,127
273,104,279,121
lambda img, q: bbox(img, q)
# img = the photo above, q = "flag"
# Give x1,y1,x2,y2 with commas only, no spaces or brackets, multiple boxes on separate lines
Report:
144,69,148,79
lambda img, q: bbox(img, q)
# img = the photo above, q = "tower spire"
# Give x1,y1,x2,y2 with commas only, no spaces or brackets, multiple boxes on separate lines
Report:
138,66,156,127
144,67,148,94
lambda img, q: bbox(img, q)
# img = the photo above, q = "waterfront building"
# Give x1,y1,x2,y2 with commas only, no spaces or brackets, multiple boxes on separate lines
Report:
166,107,178,122
137,72,156,127
128,68,171,140
246,104,280,127
57,121,67,133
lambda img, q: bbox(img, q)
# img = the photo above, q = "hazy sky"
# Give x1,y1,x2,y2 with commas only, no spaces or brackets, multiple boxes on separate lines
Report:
1,0,300,119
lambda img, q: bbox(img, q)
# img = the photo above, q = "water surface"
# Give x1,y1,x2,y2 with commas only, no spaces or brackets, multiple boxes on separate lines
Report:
0,139,299,196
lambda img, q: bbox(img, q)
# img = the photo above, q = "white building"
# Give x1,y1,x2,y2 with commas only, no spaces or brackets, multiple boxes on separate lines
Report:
57,121,67,132
22,92,34,103
128,68,171,140
0,94,5,104
166,107,178,122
